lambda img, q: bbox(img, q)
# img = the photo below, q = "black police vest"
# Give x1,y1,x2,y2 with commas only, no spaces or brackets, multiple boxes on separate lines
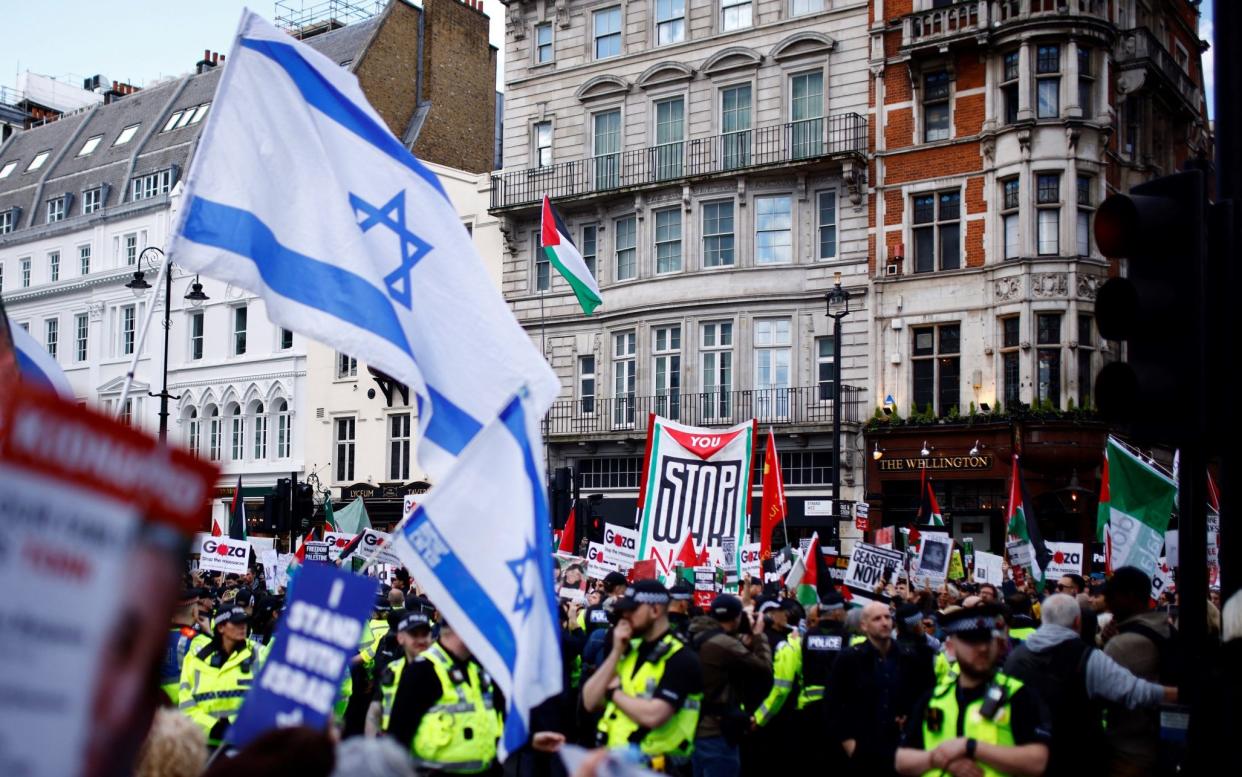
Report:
1004,636,1100,773
801,625,846,689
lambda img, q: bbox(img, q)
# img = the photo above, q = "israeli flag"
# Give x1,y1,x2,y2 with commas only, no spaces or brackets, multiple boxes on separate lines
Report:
8,318,73,398
390,395,562,758
170,9,558,477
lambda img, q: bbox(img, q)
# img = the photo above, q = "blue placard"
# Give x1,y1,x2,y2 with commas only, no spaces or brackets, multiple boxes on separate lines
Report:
228,563,376,747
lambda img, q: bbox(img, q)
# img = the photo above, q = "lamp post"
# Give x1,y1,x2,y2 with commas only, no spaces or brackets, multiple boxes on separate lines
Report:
825,271,851,547
125,247,209,442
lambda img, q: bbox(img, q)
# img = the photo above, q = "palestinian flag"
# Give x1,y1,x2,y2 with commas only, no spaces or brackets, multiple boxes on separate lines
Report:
1096,437,1174,576
541,196,602,315
1006,454,1051,586
292,526,316,565
227,475,247,540
323,499,337,533
916,466,944,526
557,501,577,554
787,532,820,607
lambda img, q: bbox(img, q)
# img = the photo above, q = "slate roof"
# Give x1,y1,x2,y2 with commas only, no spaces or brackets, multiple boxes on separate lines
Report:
0,16,381,244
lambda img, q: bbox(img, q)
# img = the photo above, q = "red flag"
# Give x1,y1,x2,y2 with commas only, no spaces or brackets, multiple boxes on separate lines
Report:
293,527,316,564
557,502,577,554
759,429,786,559
210,513,223,537
676,533,699,568
630,558,657,581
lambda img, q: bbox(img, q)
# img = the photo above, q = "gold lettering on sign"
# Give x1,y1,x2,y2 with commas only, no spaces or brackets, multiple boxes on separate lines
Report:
876,454,995,472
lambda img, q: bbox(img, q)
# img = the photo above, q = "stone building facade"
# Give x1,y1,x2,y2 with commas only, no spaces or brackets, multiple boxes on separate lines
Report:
492,0,875,540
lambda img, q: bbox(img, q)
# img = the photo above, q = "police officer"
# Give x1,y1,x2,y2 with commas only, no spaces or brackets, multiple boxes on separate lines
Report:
178,606,257,747
370,610,435,735
387,618,502,774
583,579,703,775
797,593,847,746
747,599,801,774
895,605,1050,777
161,588,204,703
345,593,395,736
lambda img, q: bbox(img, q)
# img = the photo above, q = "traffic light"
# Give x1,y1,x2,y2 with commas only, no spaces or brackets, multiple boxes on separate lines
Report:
1093,169,1209,445
292,481,314,532
549,466,572,530
273,478,292,532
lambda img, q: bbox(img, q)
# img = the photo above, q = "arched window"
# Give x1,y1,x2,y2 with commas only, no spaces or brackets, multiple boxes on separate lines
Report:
251,401,267,459
230,404,244,461
187,408,200,457
275,399,291,459
205,405,221,461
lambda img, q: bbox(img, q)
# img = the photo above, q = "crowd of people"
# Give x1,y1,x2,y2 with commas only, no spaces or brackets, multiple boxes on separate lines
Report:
143,559,1241,777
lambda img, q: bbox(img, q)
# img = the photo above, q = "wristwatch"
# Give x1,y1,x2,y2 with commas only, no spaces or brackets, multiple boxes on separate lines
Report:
965,738,978,760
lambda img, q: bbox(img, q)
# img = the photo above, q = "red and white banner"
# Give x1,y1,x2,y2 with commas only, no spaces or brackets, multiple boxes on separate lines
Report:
634,414,756,579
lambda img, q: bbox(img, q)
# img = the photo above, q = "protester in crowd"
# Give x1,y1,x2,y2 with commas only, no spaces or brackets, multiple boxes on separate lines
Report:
978,583,1000,606
1005,593,1038,644
1102,566,1180,777
1191,588,1242,772
202,727,335,777
895,605,1050,777
688,593,772,777
134,708,207,777
347,594,396,736
367,610,434,737
796,593,848,760
1004,592,1176,774
178,606,258,747
828,601,935,775
387,618,503,773
583,580,703,775
162,588,204,703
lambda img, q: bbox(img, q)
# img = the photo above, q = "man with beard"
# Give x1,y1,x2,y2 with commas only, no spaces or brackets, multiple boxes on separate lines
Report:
895,605,1050,776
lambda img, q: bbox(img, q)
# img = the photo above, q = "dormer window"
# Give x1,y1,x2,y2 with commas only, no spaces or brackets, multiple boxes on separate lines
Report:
130,168,175,201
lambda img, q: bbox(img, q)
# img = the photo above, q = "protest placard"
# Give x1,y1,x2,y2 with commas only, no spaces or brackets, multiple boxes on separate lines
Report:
843,543,905,602
586,542,616,579
740,542,762,578
1164,530,1179,568
973,551,1004,586
948,549,965,580
352,529,391,562
914,534,953,587
694,566,717,609
1044,541,1085,578
228,563,374,747
275,554,293,590
323,531,356,561
198,537,253,575
601,524,638,570
303,541,330,564
403,494,417,522
0,386,217,777
554,554,588,602
260,549,280,589
1006,540,1034,570
1151,560,1174,601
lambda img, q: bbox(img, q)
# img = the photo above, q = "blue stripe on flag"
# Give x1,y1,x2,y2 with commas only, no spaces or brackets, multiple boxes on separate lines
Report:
399,514,518,672
499,396,561,634
14,349,55,390
239,37,447,200
183,197,413,356
181,197,479,456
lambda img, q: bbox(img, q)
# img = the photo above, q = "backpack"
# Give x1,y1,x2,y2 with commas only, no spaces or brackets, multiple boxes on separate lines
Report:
1118,619,1182,686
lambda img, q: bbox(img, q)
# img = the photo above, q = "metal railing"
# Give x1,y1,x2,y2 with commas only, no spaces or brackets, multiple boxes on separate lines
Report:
491,113,867,210
904,0,986,48
542,385,863,437
1115,27,1203,114
992,0,1107,24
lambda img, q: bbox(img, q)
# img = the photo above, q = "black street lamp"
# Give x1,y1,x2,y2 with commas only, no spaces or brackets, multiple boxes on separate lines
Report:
125,248,210,442
825,270,852,547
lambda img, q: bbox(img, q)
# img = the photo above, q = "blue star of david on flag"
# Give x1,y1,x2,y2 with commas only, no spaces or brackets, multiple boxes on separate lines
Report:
506,541,539,621
349,190,432,309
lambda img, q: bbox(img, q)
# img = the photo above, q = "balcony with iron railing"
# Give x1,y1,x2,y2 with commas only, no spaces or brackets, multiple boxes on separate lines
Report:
1114,27,1203,115
490,113,867,212
542,385,864,438
902,0,1109,51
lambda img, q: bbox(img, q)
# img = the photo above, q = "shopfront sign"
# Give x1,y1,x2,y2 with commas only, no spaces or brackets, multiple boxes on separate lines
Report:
877,454,995,473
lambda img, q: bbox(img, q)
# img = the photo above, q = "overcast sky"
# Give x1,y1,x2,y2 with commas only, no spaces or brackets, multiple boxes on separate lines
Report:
3,0,1217,116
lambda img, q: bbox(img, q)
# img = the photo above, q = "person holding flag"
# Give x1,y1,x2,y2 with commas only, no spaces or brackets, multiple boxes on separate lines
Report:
1005,454,1051,590
916,465,944,527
